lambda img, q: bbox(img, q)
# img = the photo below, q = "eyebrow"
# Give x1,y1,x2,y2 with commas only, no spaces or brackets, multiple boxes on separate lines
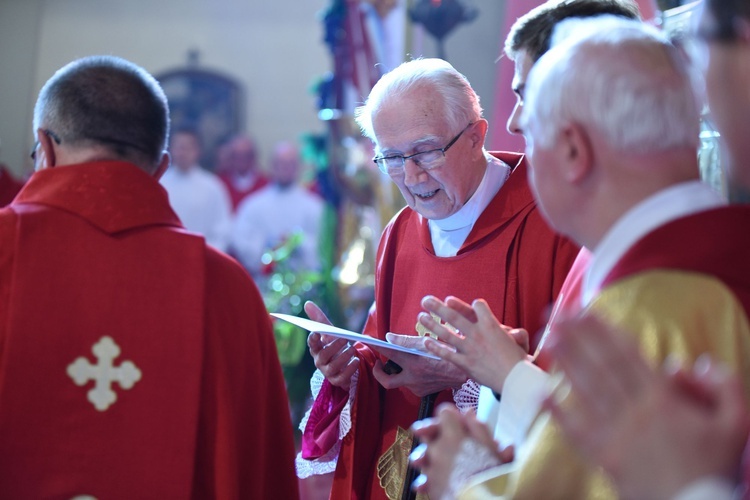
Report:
380,134,443,155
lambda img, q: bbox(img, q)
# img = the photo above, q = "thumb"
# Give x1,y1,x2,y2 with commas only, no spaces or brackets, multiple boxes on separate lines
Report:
304,300,332,326
509,328,530,353
386,332,423,348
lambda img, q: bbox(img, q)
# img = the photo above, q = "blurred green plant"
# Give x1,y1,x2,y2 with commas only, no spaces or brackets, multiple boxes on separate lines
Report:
261,231,324,428
262,231,322,366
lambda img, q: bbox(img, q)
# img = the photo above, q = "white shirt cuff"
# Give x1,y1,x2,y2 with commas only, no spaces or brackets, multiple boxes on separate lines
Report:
672,477,737,500
494,360,550,448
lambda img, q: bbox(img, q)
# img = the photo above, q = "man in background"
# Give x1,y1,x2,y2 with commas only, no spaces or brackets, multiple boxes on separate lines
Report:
160,126,233,251
231,140,324,283
218,133,269,211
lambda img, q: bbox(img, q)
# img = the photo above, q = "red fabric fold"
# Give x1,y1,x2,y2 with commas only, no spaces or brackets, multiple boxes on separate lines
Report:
301,379,350,459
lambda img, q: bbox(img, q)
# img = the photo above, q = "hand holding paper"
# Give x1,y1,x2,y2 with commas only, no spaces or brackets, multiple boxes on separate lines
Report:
273,305,466,397
272,311,442,360
298,301,359,390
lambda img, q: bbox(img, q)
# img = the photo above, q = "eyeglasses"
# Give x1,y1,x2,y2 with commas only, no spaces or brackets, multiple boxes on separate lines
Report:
30,129,62,161
373,122,473,175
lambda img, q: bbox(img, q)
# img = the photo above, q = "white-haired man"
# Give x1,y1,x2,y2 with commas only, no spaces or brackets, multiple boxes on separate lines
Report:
297,58,579,499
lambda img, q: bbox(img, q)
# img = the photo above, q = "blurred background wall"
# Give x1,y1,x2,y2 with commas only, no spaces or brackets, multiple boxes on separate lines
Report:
0,0,508,178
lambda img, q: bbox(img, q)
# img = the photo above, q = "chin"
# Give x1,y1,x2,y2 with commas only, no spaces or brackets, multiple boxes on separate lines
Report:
416,207,452,221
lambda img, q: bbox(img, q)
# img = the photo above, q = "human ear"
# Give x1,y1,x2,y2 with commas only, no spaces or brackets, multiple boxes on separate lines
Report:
153,151,170,180
469,119,489,148
559,123,593,183
35,128,57,169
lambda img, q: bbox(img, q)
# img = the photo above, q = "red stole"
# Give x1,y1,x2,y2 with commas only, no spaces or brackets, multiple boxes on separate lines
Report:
0,163,206,498
602,206,750,312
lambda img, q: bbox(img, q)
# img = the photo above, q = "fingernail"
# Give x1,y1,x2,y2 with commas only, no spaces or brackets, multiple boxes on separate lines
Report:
663,354,683,375
412,474,427,489
411,418,427,431
422,296,436,307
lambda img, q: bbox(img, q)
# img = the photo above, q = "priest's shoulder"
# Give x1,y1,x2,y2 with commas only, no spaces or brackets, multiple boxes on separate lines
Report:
380,204,416,242
204,246,266,309
0,206,17,264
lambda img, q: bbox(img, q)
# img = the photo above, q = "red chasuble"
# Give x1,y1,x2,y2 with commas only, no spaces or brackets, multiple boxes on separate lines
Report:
0,165,24,207
0,161,298,499
308,152,578,499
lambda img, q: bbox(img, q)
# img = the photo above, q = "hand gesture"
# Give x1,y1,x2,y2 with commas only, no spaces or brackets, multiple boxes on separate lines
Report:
419,295,529,394
409,404,514,498
544,313,750,499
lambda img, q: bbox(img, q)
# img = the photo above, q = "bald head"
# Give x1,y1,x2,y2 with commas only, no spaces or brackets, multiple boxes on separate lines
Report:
270,141,301,188
227,135,259,176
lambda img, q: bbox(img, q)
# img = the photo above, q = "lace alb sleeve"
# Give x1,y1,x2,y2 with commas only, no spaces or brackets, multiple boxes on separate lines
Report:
453,378,481,414
295,368,359,478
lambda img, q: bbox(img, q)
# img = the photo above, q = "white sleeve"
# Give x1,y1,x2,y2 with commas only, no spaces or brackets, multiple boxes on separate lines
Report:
207,179,233,252
230,199,266,272
672,477,737,500
492,360,551,449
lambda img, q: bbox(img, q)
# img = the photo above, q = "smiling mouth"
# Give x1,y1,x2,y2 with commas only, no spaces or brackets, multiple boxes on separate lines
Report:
414,189,439,199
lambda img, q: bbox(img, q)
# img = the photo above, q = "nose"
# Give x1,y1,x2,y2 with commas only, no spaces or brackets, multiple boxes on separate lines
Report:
507,102,523,136
402,157,427,186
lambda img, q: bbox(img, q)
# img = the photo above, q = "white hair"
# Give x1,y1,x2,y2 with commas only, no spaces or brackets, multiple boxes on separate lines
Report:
521,15,703,153
354,58,483,144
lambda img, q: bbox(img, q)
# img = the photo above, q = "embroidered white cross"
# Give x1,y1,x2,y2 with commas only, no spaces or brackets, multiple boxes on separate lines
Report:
67,336,142,411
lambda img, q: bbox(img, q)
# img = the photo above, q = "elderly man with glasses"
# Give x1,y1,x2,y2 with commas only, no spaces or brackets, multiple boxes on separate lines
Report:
296,57,579,500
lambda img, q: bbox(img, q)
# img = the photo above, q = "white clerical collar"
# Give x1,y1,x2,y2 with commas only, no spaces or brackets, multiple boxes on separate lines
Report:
431,155,510,232
233,171,257,191
428,154,511,257
582,180,726,306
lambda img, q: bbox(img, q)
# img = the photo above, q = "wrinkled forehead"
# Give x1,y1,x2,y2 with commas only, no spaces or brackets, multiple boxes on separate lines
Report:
371,90,448,149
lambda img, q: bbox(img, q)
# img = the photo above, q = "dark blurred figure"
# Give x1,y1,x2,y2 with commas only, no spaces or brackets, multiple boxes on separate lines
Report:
218,134,269,211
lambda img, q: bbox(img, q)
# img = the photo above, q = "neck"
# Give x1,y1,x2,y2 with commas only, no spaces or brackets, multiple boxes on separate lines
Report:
574,147,700,250
462,155,489,205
